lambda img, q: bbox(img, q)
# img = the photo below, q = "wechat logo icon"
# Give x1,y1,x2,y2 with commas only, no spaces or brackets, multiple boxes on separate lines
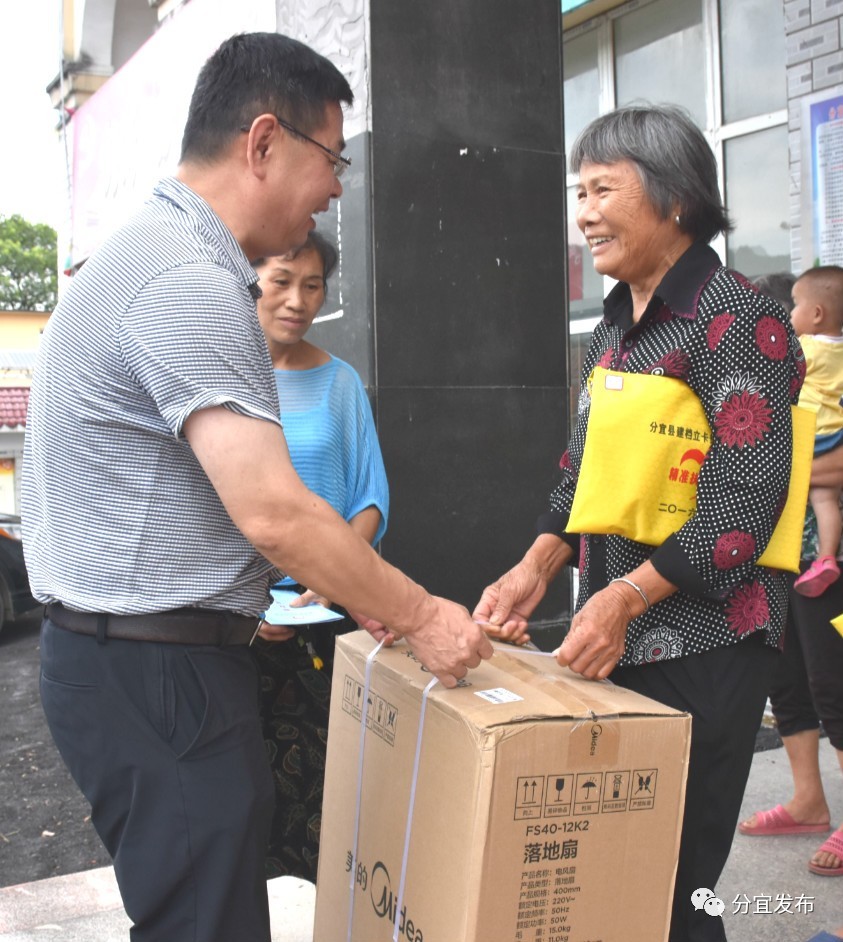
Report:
691,887,725,917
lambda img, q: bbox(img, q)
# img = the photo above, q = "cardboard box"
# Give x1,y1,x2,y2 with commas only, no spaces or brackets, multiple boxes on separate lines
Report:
314,633,691,942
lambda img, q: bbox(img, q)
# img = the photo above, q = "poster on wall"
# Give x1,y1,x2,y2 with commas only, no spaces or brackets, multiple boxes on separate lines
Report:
800,85,843,268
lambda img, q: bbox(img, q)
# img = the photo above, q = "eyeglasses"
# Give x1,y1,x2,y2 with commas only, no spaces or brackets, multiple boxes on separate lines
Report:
241,116,351,179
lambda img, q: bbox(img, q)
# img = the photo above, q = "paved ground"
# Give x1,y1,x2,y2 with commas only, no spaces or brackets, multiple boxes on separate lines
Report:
721,742,843,942
0,609,109,888
0,869,317,941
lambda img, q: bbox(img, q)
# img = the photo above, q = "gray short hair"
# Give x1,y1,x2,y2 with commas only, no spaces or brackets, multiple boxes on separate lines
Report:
569,104,732,244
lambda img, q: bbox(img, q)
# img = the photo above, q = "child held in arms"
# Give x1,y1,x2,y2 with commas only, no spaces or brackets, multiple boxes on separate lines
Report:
791,266,843,597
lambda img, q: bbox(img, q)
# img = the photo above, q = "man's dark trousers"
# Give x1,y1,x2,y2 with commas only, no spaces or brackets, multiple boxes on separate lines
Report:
39,616,275,942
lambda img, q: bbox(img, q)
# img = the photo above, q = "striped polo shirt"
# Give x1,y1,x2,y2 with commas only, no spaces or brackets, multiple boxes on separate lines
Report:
21,177,283,616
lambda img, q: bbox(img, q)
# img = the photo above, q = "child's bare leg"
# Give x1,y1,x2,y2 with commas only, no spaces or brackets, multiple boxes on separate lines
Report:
811,447,843,488
810,484,843,558
794,474,843,595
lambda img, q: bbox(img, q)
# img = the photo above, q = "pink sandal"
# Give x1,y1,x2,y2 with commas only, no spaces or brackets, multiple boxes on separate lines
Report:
794,556,841,598
738,803,830,836
809,830,843,877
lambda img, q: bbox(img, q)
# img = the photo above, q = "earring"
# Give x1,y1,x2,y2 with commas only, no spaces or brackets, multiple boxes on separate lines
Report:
675,214,681,225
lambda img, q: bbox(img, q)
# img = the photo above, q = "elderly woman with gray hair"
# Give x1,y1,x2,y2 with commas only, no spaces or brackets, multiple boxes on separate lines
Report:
474,104,803,942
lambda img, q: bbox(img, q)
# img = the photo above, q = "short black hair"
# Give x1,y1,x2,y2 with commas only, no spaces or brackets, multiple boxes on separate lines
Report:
752,272,796,315
796,265,843,328
180,32,353,163
253,230,339,289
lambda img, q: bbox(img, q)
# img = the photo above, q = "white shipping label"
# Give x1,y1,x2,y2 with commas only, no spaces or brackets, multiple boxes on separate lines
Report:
475,687,524,704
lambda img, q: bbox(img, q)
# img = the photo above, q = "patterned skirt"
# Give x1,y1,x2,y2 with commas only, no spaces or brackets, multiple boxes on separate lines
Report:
250,615,354,882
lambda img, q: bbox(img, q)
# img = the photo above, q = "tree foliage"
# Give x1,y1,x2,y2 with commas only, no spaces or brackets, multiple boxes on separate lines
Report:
0,215,58,312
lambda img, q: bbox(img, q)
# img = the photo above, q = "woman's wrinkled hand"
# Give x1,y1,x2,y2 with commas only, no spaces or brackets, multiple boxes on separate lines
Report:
472,559,549,647
555,582,633,680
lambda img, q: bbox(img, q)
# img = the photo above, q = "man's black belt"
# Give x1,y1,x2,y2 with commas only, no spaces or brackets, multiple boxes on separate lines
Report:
45,603,259,646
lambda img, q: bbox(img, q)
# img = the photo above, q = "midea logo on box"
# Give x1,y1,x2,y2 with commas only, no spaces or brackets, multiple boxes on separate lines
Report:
370,861,424,941
589,723,603,756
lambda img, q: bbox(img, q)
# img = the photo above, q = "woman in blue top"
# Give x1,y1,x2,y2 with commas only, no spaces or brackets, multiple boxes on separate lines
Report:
251,231,388,881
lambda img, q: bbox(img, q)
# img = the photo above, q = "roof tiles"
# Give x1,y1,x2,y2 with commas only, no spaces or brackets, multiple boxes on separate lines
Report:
0,387,30,429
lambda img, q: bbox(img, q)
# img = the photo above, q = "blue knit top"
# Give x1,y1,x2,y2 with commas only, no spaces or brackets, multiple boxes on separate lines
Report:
275,356,389,587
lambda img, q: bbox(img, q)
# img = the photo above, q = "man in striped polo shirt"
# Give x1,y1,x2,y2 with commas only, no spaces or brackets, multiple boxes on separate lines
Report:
21,32,492,942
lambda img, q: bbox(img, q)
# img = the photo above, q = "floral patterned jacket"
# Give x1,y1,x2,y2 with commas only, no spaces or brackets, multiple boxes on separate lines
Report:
540,242,805,665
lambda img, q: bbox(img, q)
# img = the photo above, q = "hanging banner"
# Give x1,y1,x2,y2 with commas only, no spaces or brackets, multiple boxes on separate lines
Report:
64,0,275,269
